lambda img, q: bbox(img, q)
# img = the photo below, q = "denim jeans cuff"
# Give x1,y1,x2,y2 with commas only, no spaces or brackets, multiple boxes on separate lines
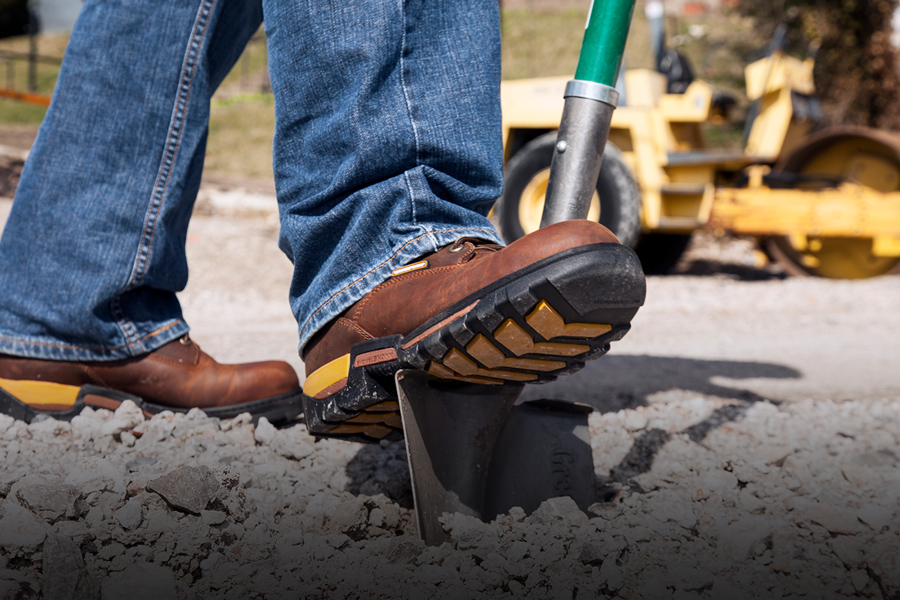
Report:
296,225,504,353
0,320,190,362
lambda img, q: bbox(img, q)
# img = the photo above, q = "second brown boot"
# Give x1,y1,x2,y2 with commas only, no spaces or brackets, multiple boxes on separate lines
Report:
0,335,302,424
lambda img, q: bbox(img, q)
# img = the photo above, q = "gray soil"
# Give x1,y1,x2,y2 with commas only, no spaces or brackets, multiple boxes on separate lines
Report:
0,186,899,599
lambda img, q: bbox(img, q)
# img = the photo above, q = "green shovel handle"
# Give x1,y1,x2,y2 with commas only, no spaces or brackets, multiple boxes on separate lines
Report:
574,0,636,87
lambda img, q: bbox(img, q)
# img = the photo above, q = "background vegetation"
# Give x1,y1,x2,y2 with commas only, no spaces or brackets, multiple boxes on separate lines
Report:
735,0,900,129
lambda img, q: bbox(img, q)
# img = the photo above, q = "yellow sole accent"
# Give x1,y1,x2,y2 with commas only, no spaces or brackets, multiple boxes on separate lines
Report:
303,354,351,398
466,334,565,372
427,362,457,378
439,348,537,382
525,300,612,340
0,377,80,409
494,318,590,357
427,362,504,385
347,413,392,424
346,412,404,429
382,414,403,429
329,423,394,439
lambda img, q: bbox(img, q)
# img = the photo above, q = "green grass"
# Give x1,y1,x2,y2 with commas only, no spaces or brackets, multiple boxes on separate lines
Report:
0,33,66,124
501,9,588,80
0,98,46,124
207,92,275,181
500,8,657,80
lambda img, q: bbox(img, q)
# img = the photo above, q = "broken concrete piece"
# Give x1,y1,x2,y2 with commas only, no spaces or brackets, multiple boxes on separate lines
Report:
0,502,46,550
16,484,83,522
42,534,100,600
146,466,220,515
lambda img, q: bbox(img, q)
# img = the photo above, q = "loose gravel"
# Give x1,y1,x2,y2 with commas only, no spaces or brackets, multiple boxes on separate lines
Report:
0,393,898,599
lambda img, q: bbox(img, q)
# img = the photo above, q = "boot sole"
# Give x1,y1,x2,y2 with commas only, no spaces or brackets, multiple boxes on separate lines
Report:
0,378,304,426
302,242,646,443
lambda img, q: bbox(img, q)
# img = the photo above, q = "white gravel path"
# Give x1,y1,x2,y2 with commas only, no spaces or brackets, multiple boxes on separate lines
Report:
1,195,899,599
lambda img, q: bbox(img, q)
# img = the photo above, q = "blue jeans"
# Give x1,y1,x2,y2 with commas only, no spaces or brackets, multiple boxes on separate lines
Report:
0,0,503,360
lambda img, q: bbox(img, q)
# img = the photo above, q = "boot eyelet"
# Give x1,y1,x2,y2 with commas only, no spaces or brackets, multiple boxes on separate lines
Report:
179,335,192,346
449,242,465,253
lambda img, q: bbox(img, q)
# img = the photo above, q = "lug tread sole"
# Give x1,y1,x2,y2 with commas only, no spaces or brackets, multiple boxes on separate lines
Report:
303,243,645,444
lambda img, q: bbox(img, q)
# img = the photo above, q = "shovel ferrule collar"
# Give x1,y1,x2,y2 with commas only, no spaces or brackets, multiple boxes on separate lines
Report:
564,80,620,107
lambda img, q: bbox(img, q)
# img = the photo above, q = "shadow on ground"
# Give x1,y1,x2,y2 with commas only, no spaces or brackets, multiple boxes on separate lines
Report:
344,355,801,508
674,258,788,281
521,354,802,413
598,401,765,498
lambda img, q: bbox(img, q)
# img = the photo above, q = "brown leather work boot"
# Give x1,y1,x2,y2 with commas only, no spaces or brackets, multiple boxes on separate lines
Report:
301,220,646,442
0,335,301,424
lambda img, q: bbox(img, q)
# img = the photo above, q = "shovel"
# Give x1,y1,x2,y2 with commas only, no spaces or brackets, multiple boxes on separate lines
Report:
399,0,636,545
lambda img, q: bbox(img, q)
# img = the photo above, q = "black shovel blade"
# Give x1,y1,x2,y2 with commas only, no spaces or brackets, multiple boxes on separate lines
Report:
397,370,595,545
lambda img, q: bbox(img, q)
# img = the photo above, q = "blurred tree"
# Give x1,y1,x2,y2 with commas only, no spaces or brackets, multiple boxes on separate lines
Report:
735,0,900,130
0,0,30,40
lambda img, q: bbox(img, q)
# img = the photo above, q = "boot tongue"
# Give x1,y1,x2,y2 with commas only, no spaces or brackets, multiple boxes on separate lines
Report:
153,335,202,365
422,239,504,269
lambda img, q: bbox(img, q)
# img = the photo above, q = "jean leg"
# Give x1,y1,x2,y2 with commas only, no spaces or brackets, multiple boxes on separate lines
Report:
263,0,505,351
0,0,263,360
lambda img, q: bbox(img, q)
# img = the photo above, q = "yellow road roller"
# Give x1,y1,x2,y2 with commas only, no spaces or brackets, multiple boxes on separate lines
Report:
498,45,900,278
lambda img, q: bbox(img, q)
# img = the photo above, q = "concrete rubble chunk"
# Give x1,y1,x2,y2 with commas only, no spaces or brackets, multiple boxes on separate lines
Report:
693,469,738,500
577,540,606,566
804,502,859,535
64,457,126,495
0,414,14,434
7,473,53,501
147,465,220,515
201,509,227,525
100,400,145,437
42,534,100,600
831,535,865,566
0,580,19,600
16,484,84,522
0,470,25,497
114,498,143,531
0,501,47,550
850,569,870,592
101,562,176,600
528,496,587,525
54,520,92,546
868,545,900,598
657,494,697,529
272,432,315,460
667,561,714,591
856,503,893,531
718,516,772,562
254,418,277,446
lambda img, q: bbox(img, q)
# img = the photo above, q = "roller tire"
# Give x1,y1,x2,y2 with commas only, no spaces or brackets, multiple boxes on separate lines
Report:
499,132,642,249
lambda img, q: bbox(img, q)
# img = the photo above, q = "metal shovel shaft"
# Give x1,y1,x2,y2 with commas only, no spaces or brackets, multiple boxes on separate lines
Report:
541,0,636,227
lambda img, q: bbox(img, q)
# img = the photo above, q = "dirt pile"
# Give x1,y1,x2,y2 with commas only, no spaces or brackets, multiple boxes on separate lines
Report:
1,392,898,599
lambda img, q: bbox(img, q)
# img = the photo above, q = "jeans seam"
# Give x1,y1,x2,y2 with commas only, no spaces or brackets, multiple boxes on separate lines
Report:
298,226,498,343
114,0,217,350
0,319,184,352
398,0,421,226
110,296,141,353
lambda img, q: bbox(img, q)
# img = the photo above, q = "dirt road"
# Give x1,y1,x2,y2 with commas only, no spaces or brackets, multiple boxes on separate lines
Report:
6,191,896,402
173,203,900,406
